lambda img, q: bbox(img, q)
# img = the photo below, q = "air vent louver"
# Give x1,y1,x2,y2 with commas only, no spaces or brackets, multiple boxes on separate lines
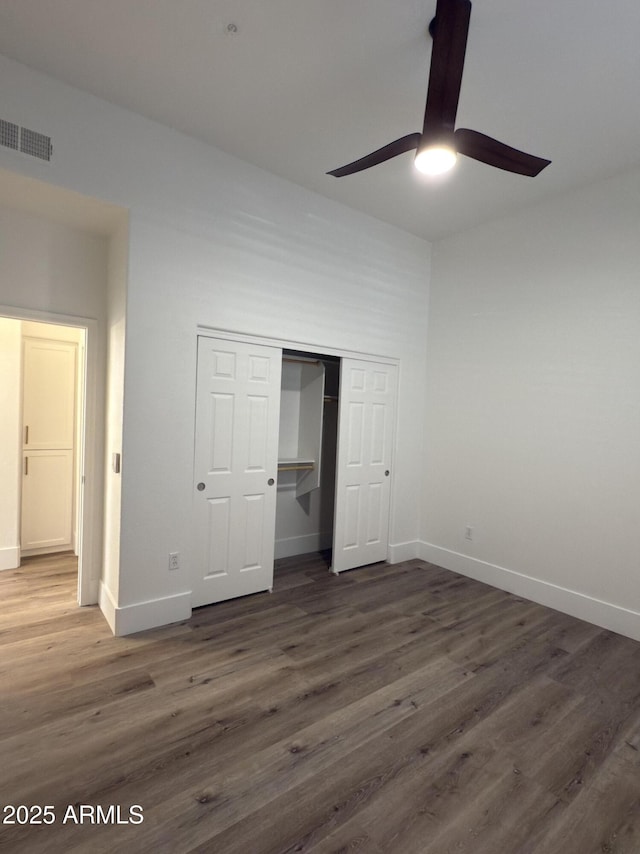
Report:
0,119,19,151
0,118,52,162
20,127,52,161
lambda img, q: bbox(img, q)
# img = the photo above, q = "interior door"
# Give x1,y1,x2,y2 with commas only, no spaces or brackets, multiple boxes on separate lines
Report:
192,336,282,607
21,338,77,552
332,358,397,573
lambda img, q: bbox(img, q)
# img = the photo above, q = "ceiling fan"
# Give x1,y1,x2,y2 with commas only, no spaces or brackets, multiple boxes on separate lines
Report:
327,0,550,179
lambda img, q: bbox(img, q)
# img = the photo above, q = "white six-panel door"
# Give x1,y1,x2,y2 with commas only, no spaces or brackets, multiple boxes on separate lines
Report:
332,358,397,573
192,336,282,607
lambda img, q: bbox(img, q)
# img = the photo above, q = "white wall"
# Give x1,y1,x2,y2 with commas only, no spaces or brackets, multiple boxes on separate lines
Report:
22,320,83,343
117,175,429,625
0,318,21,569
0,204,108,319
422,166,640,639
0,53,431,633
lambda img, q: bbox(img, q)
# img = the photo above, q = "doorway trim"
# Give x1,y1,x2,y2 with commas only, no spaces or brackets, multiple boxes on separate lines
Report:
196,325,401,368
1,304,100,606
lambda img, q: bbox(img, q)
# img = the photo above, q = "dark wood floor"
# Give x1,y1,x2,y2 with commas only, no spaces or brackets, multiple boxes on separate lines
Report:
1,552,640,853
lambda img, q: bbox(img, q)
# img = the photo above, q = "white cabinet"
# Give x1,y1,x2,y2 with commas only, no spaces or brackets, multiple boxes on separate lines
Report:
21,337,77,553
21,450,74,550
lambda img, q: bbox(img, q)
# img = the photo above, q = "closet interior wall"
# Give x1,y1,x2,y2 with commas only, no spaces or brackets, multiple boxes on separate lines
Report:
275,351,339,562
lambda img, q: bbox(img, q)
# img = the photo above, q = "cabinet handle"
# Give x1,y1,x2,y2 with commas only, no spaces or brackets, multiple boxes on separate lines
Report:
25,425,29,445
24,457,28,476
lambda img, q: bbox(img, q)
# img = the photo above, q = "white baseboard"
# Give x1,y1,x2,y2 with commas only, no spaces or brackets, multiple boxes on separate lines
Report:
99,581,118,634
99,582,191,637
0,546,20,571
275,532,332,560
388,541,420,564
418,541,640,642
21,544,73,557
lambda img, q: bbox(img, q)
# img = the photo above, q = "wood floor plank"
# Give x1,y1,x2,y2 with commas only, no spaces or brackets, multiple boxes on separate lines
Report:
517,749,640,854
304,821,385,854
2,552,640,853
202,639,573,854
96,657,472,852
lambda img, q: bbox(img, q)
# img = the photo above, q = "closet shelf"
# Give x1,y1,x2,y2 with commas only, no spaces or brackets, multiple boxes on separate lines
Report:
278,458,315,473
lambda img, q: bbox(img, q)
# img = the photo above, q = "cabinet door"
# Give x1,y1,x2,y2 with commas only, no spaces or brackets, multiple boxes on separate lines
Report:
192,336,282,607
21,338,77,553
22,338,76,450
332,359,397,573
22,450,74,550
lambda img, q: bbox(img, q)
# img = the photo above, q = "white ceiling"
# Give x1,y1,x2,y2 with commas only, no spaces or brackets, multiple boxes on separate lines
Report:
0,0,639,242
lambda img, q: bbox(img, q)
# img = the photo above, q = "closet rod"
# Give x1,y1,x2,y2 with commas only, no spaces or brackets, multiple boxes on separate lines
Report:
278,463,315,472
282,357,320,365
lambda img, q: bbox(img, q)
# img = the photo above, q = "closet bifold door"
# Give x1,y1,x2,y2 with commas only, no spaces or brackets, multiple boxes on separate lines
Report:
332,358,397,574
192,336,282,607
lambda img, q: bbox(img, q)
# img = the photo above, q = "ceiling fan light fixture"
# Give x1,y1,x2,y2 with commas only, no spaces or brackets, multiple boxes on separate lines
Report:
414,144,457,176
328,0,550,181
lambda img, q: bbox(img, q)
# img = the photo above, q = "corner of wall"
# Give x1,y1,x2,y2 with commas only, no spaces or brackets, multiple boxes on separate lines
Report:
388,541,421,564
99,582,191,636
102,216,130,605
418,541,640,643
98,580,118,635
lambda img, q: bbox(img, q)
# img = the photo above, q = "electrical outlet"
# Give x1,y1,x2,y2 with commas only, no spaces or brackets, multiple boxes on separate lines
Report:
169,552,180,571
465,526,474,541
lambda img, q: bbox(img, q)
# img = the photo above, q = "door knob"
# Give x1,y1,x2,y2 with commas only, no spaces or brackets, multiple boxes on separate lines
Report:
385,470,390,476
268,478,275,486
197,482,205,491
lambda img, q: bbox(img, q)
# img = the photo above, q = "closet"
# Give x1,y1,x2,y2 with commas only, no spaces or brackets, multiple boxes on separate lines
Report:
275,351,340,561
192,333,397,608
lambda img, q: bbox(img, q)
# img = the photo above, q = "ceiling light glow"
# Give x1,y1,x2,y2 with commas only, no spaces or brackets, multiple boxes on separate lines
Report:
414,145,457,176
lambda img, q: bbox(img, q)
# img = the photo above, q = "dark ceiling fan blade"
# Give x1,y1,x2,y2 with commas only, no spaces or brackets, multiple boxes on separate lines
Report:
327,133,421,177
422,0,472,137
454,128,551,176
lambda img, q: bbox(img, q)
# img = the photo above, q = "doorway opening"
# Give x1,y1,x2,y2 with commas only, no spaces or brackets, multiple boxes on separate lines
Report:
0,314,91,605
274,350,340,582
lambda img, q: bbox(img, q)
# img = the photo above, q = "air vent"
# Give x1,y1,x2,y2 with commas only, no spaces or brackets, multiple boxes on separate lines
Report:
0,118,52,162
0,119,19,151
20,127,52,161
